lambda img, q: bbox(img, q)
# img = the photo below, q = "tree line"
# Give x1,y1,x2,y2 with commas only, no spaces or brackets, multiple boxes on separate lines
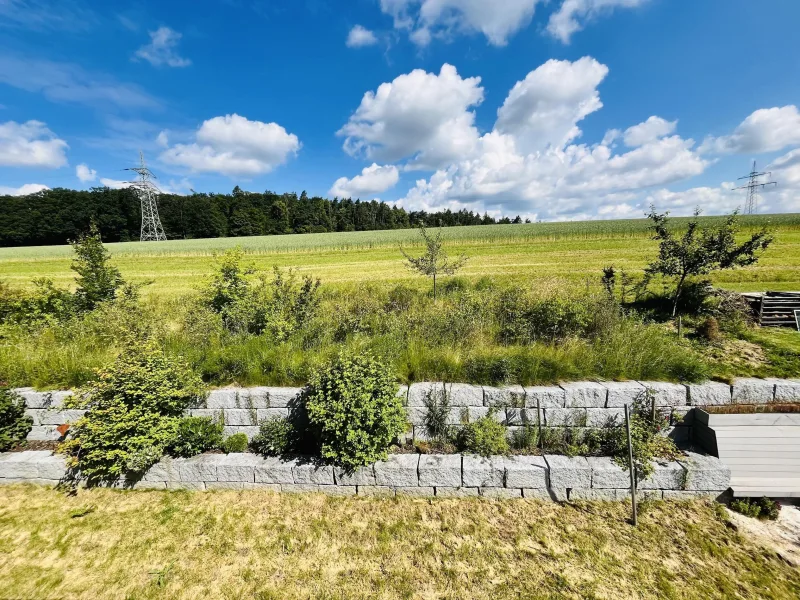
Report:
0,186,527,247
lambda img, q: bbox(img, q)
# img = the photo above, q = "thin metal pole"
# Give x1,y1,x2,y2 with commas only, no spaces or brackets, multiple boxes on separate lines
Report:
651,395,657,424
625,404,638,527
678,315,682,338
537,396,544,451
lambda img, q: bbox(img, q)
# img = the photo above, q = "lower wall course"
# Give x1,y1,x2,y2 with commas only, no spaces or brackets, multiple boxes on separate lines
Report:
435,486,479,497
462,455,504,487
480,487,522,498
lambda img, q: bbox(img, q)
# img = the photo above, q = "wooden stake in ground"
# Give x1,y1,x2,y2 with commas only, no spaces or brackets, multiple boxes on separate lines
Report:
625,403,638,526
537,396,544,451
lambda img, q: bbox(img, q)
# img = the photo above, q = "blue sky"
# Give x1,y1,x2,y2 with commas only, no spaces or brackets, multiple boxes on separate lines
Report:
1,0,800,220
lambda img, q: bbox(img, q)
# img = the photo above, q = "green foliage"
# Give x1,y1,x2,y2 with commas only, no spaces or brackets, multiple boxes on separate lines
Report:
421,386,451,445
731,497,781,520
0,386,33,451
221,432,249,454
456,411,509,457
497,287,592,343
0,278,76,326
250,417,297,457
169,416,223,458
401,225,467,299
71,223,124,312
306,354,406,469
59,342,205,484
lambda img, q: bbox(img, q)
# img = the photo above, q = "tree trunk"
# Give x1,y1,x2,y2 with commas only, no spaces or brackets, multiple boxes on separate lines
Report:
672,274,687,318
433,272,437,300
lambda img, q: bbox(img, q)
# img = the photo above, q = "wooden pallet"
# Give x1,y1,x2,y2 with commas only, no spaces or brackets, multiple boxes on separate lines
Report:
759,292,800,328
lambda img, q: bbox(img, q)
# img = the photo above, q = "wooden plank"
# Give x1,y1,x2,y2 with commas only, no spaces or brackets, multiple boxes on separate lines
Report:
719,457,800,466
714,428,800,438
707,414,800,427
719,450,800,457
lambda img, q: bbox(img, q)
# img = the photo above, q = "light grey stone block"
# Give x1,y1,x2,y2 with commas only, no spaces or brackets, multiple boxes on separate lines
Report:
0,452,42,478
731,378,776,404
255,408,290,423
523,386,565,408
677,452,730,491
188,409,223,421
204,481,248,490
522,488,558,501
569,488,620,501
396,486,435,497
638,382,688,407
35,454,67,480
251,482,283,491
224,410,258,426
445,383,484,407
604,381,647,407
323,486,357,496
264,387,304,408
456,407,505,424
483,385,526,408
462,455,505,487
663,490,726,501
282,484,321,493
418,455,461,487
544,408,587,427
357,485,395,497
480,487,522,498
639,461,686,490
374,454,420,487
407,407,427,426
241,388,270,409
334,465,376,486
40,410,85,425
504,456,547,488
292,461,335,485
587,456,629,489
561,382,607,408
26,426,62,441
24,409,44,425
435,486,479,497
167,481,206,491
586,408,624,428
143,457,181,482
217,453,261,482
688,382,731,406
505,408,537,426
545,455,591,489
222,426,259,440
17,390,72,409
133,480,168,490
206,389,239,409
407,382,442,407
775,379,800,402
0,478,61,487
178,455,224,482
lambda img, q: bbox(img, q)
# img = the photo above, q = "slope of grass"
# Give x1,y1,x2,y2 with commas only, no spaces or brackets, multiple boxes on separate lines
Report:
0,486,798,599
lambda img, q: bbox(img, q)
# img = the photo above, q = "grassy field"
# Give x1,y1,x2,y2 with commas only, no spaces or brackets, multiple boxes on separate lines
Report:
1,486,798,599
2,215,799,298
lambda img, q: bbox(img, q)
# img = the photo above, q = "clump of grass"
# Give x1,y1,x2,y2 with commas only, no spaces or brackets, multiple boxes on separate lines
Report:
731,497,781,520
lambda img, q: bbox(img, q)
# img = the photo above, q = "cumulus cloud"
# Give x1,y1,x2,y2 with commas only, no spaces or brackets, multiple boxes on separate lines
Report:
156,130,169,148
159,113,301,177
699,105,800,155
380,0,540,47
75,163,96,182
623,116,677,147
338,64,483,170
0,183,50,196
547,0,649,44
329,163,400,198
0,120,68,168
134,26,191,68
99,177,133,189
346,25,378,48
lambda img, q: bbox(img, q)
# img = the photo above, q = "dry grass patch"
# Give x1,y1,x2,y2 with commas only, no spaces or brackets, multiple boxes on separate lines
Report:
1,486,799,599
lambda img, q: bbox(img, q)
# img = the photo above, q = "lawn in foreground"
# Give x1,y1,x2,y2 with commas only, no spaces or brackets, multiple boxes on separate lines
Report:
0,486,798,599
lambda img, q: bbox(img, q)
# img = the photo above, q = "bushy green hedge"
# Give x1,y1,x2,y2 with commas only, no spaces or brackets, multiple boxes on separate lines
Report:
457,412,509,457
306,354,406,469
169,416,223,458
0,386,33,451
250,417,298,457
221,432,249,453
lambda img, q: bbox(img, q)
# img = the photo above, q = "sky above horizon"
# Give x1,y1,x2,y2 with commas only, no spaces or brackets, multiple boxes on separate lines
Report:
1,0,800,221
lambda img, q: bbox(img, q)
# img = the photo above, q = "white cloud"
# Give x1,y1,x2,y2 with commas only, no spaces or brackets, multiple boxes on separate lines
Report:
159,113,301,177
380,0,540,47
134,26,191,68
156,130,169,148
346,25,379,48
495,57,608,152
0,0,97,32
100,178,133,189
0,120,68,168
547,0,649,44
623,116,677,147
0,56,160,109
338,64,483,170
75,163,97,182
0,183,50,196
699,106,800,155
329,163,400,198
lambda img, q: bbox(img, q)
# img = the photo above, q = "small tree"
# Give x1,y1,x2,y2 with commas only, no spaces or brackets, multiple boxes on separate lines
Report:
643,208,773,317
401,225,467,299
71,223,123,311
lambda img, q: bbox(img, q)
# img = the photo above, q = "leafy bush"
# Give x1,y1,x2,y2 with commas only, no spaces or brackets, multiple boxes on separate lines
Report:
306,354,406,469
169,416,223,458
731,497,780,520
221,432,249,453
457,411,509,457
59,342,205,485
0,386,33,451
250,417,297,457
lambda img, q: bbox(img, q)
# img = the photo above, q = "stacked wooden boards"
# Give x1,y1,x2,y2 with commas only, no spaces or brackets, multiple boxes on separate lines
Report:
694,410,800,498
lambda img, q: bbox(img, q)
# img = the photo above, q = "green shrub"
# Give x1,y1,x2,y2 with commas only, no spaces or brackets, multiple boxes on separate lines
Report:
306,354,406,469
457,411,509,457
250,417,297,457
169,416,223,458
731,497,781,520
59,342,205,485
421,385,451,444
0,386,33,451
221,432,249,453
71,224,124,312
496,287,591,344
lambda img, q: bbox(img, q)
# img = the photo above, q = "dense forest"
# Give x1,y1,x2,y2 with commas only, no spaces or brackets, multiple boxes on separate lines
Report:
0,186,525,247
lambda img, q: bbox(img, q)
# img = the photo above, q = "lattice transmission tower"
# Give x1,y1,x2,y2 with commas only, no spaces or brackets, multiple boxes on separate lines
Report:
733,161,777,215
125,152,167,241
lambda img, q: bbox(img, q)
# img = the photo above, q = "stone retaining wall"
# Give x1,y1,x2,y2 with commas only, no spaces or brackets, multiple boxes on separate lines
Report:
0,451,730,501
17,378,800,443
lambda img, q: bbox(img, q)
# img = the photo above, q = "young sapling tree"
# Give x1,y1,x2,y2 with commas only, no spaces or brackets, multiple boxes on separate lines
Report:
401,224,467,299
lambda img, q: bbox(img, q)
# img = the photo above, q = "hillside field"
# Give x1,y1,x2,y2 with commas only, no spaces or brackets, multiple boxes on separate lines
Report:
1,214,799,298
